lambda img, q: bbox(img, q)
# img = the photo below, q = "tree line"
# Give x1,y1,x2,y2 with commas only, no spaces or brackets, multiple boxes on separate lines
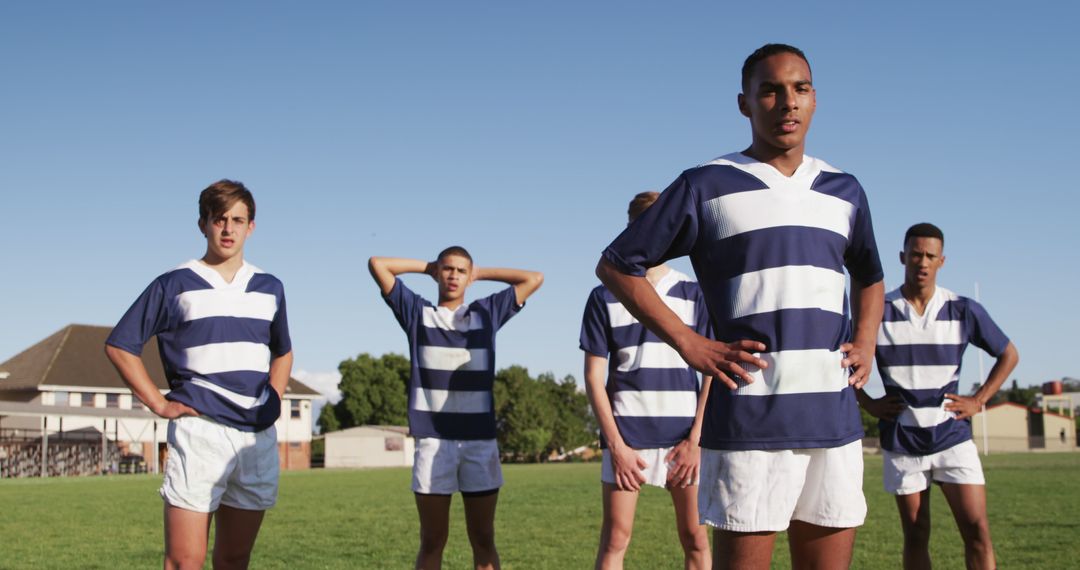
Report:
318,353,597,462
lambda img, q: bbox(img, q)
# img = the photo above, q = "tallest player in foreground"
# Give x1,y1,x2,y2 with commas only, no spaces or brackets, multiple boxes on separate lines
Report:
106,180,293,569
597,44,885,569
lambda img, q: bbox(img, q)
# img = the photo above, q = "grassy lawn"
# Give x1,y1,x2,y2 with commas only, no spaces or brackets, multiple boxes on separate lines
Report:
1,452,1078,568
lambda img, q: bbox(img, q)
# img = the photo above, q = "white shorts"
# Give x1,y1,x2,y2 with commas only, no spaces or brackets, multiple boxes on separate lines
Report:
883,439,985,495
412,437,503,495
698,440,866,532
161,415,279,513
601,446,697,488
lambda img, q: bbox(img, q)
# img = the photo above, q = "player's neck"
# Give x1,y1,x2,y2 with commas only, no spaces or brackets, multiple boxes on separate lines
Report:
644,264,670,286
200,252,245,284
900,281,936,315
743,142,805,177
438,297,465,310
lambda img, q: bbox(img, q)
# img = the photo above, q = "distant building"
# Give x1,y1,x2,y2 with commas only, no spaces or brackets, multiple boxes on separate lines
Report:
0,324,320,477
323,425,413,469
971,402,1076,453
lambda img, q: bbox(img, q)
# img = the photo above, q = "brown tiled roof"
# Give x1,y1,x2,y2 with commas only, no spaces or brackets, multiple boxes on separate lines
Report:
0,324,318,396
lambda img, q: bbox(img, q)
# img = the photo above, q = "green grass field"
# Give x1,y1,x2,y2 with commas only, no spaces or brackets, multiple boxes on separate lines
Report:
1,453,1078,569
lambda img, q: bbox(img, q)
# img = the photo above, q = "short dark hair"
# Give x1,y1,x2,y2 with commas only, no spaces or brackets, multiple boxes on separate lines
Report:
627,191,660,222
437,245,473,265
904,223,944,248
199,179,255,224
741,43,812,93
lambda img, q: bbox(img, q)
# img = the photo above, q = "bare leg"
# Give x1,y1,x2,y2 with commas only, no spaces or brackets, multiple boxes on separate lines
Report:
787,521,856,570
211,504,266,569
940,483,994,570
462,491,501,570
415,493,453,570
712,529,776,570
163,504,211,570
895,489,932,570
596,483,639,569
668,484,711,570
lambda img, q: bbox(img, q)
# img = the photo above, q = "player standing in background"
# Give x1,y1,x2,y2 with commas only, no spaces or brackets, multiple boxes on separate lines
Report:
369,249,543,570
106,180,293,570
596,44,885,569
860,222,1019,570
580,191,712,569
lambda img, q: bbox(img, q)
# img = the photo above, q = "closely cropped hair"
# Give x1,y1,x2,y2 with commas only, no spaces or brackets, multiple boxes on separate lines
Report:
741,43,812,92
199,179,256,224
437,245,473,265
628,191,660,222
904,222,945,248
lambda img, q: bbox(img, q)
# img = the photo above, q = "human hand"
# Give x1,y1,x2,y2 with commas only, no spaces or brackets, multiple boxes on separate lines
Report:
152,400,199,419
863,394,907,421
944,393,984,421
425,261,438,281
610,443,647,492
678,336,768,390
840,341,874,389
664,438,700,489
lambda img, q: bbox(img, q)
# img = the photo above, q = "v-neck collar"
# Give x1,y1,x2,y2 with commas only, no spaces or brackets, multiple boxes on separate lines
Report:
183,259,255,290
900,286,942,328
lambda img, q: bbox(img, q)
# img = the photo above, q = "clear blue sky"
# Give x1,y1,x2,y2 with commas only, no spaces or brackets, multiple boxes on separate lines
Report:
2,2,1077,406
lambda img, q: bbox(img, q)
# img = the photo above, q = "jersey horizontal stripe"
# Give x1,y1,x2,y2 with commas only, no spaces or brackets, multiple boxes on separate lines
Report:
412,387,492,414
417,346,491,372
709,226,848,281
421,306,487,331
612,390,698,417
881,419,972,456
407,411,496,441
183,341,271,375
614,342,689,372
412,369,496,391
604,367,700,392
876,343,965,366
726,265,846,319
189,378,271,410
897,404,953,428
609,416,697,449
703,184,855,241
880,365,959,391
733,349,847,396
417,327,491,349
715,309,849,352
172,318,273,350
701,388,864,450
608,296,696,328
176,289,278,322
879,319,964,344
888,381,959,408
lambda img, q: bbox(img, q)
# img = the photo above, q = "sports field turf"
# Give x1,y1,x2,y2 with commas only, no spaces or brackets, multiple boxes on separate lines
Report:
1,452,1077,568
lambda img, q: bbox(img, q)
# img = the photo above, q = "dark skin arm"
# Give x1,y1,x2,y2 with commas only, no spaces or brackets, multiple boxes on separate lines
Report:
856,388,907,421
946,342,1019,419
596,258,767,389
840,278,885,388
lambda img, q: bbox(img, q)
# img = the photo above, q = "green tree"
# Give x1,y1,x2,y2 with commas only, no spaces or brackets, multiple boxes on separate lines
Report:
542,373,596,454
322,353,410,432
316,402,340,433
494,365,554,462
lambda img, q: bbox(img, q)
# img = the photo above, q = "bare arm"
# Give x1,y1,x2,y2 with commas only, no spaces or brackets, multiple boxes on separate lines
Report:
665,375,712,487
268,350,294,398
583,353,646,491
368,257,434,296
946,342,1019,420
840,278,885,388
473,267,544,305
596,257,766,389
856,387,907,421
104,345,196,419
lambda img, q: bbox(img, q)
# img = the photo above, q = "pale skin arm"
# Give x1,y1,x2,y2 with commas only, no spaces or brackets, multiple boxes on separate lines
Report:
104,345,197,418
840,278,886,388
471,266,544,305
665,375,712,488
946,342,1019,420
584,353,647,491
367,257,433,296
596,258,767,389
268,351,294,398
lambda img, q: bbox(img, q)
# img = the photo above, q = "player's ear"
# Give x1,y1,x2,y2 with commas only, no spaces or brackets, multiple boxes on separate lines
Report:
898,250,905,265
197,218,206,237
939,254,945,267
738,93,750,118
248,219,256,235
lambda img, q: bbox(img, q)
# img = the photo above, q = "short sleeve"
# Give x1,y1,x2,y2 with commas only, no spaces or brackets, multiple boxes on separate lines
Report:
478,287,522,331
602,174,700,276
966,300,1010,357
269,286,292,357
579,288,610,357
106,278,170,355
843,186,884,284
384,279,424,331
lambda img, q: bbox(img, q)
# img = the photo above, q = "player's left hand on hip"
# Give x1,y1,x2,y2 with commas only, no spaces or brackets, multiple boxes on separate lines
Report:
944,393,983,420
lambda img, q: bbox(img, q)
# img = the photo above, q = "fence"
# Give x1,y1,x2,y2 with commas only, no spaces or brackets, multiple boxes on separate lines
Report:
0,428,122,478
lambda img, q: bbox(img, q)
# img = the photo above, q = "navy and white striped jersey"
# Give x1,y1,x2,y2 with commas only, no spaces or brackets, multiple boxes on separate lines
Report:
603,153,884,450
106,260,291,432
876,286,1009,455
385,279,521,440
580,269,711,449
